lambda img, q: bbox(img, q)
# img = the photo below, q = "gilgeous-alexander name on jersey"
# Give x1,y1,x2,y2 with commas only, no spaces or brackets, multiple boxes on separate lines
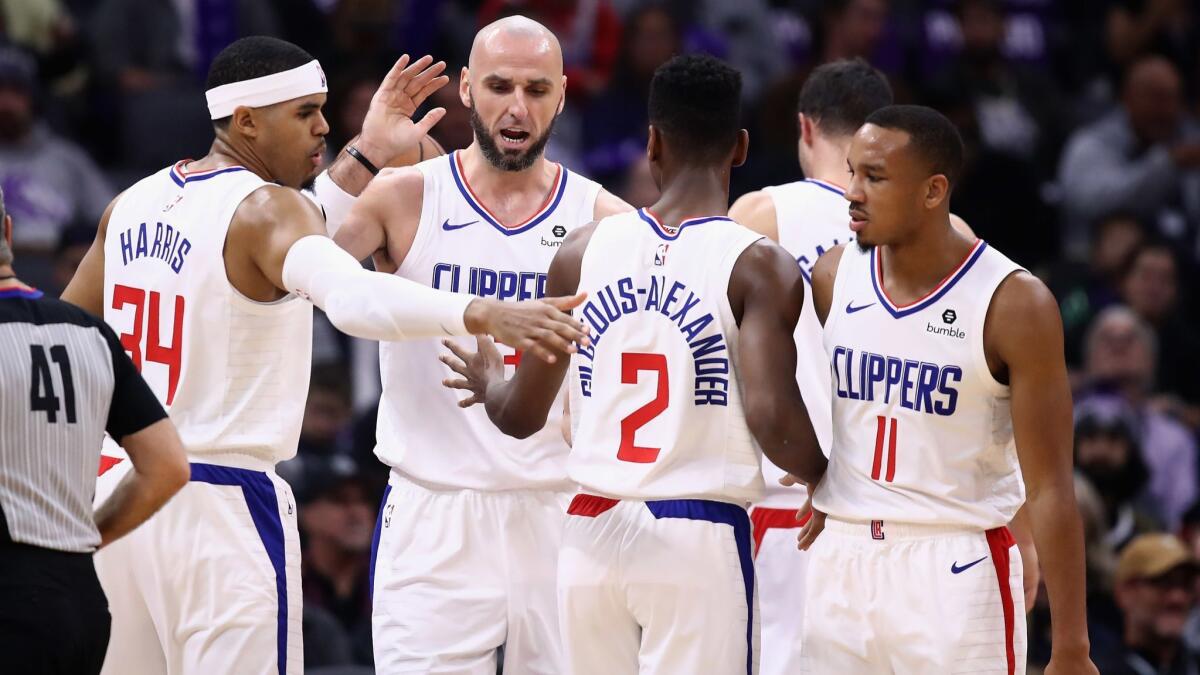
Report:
567,209,765,504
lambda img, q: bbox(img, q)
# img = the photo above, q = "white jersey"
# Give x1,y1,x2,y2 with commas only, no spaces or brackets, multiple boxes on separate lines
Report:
376,151,602,490
103,162,313,467
567,209,765,504
756,179,848,509
815,240,1026,528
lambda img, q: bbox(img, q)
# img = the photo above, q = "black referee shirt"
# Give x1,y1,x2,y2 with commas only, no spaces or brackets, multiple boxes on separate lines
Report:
0,285,166,552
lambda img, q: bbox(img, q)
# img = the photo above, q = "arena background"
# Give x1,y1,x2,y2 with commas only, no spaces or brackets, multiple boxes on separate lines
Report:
6,0,1199,671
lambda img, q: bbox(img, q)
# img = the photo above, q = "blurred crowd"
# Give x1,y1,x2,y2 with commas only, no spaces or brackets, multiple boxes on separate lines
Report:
6,0,1200,671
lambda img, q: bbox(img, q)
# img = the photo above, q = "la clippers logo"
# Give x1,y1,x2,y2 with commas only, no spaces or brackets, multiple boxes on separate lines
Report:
654,243,669,266
871,520,885,540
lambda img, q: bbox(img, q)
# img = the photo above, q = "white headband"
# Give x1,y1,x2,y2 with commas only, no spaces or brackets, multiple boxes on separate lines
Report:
205,60,328,120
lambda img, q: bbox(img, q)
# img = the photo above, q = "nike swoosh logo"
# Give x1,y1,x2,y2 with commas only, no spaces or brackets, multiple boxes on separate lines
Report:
441,219,479,231
846,301,876,314
951,556,988,574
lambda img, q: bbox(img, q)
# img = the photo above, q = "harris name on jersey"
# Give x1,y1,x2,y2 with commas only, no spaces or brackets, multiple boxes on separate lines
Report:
576,274,730,406
116,221,193,274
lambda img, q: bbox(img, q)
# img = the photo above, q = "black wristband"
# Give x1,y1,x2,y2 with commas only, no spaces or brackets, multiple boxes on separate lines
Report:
346,145,380,176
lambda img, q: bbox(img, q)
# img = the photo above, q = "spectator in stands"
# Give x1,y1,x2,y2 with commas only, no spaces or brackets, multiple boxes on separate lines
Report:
1080,306,1198,529
297,456,376,663
89,0,279,169
0,48,110,270
1074,399,1161,550
927,0,1066,169
1058,55,1200,259
581,4,680,184
1106,0,1197,88
1095,533,1200,674
1053,213,1147,366
1119,242,1200,416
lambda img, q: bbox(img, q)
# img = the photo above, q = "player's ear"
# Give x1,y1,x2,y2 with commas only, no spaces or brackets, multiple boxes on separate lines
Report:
2,214,11,249
231,106,258,139
459,68,471,108
731,129,749,168
646,125,661,164
924,174,950,209
798,113,813,147
558,76,567,115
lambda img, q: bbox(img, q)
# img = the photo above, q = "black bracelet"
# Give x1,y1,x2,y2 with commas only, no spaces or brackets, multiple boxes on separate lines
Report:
346,145,380,176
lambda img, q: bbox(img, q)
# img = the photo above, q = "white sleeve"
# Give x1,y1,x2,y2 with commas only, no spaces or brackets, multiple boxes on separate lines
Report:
306,171,359,237
281,234,474,341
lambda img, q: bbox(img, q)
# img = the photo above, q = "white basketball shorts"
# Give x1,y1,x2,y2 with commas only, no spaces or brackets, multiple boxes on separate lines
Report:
800,519,1026,675
94,457,302,675
369,472,570,674
751,506,811,675
558,494,759,675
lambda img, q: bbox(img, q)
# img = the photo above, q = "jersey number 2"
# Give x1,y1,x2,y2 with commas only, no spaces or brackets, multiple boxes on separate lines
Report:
112,284,185,405
618,353,668,463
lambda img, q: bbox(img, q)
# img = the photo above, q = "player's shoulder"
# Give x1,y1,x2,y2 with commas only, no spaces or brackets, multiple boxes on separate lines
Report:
369,166,425,198
728,189,778,239
592,188,634,220
811,242,850,280
233,183,322,229
991,268,1055,319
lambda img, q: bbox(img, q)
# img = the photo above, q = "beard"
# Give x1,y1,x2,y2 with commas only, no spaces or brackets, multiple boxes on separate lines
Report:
469,105,556,172
855,239,875,253
1078,455,1149,506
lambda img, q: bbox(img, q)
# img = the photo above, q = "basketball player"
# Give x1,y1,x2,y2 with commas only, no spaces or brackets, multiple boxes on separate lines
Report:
440,53,827,674
799,105,1096,674
728,59,1039,674
333,16,630,672
59,37,588,675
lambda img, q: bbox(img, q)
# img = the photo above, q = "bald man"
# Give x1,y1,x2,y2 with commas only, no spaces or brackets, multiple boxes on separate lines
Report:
336,16,630,673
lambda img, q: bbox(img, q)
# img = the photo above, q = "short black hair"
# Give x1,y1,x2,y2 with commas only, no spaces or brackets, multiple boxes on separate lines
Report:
864,105,965,186
797,59,893,137
648,54,742,163
205,36,315,128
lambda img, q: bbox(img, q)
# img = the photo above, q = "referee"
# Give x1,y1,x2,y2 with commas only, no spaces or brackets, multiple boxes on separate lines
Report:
0,193,190,674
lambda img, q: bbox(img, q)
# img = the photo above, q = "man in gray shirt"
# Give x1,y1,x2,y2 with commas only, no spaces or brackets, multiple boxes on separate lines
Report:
0,189,189,674
1058,55,1200,259
0,48,112,253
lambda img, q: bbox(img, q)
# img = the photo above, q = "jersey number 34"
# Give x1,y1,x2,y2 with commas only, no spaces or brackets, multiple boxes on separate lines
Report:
112,284,184,405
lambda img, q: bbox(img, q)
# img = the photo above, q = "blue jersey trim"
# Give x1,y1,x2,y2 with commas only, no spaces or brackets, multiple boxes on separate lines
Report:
803,178,845,196
0,287,43,299
369,484,393,602
169,165,249,187
189,463,288,675
870,241,988,319
637,209,734,241
447,152,569,236
645,499,754,675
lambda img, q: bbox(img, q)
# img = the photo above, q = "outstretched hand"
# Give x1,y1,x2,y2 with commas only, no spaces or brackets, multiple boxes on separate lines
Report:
441,336,505,408
463,293,590,364
357,54,450,164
